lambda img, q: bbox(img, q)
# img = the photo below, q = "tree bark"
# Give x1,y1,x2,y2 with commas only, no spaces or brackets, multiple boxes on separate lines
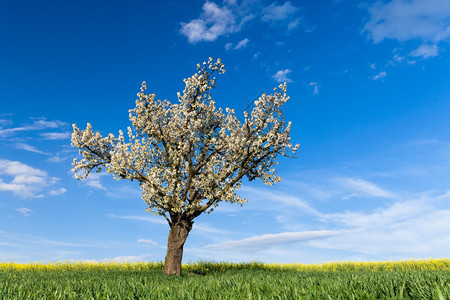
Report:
163,218,193,275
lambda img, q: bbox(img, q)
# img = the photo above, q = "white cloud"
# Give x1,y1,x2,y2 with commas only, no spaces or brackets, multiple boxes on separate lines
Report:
309,82,319,95
0,119,13,126
104,185,141,199
49,188,67,196
287,18,300,30
239,186,323,217
193,222,230,235
180,2,238,43
392,53,405,63
47,155,68,163
234,177,450,260
0,118,68,137
234,38,249,49
24,234,101,248
82,173,107,190
16,207,32,216
0,159,65,198
205,230,358,250
409,43,439,58
225,42,233,50
323,198,432,229
108,214,167,225
31,119,67,129
180,1,301,43
14,143,50,155
137,239,159,247
273,69,292,82
342,193,358,200
371,71,387,80
313,192,450,257
262,1,298,22
40,132,71,140
208,164,450,262
363,0,450,59
0,241,18,247
336,177,397,198
261,1,302,32
0,126,28,137
304,26,316,33
0,159,50,198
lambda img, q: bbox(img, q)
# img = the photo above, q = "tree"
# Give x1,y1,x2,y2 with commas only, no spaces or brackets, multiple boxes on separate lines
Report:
71,57,299,275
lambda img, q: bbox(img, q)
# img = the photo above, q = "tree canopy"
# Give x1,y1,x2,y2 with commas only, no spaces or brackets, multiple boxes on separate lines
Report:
71,57,299,275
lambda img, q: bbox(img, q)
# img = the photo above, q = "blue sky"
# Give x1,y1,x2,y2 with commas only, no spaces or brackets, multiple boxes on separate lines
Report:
1,0,450,264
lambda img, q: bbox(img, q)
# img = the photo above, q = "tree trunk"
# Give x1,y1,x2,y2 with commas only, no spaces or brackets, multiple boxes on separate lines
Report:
163,218,193,275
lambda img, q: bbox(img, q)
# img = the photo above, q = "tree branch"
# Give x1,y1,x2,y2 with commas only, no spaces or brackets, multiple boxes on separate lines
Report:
163,213,172,227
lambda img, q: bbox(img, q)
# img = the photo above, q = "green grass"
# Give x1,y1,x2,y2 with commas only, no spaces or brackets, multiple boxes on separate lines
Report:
1,260,450,299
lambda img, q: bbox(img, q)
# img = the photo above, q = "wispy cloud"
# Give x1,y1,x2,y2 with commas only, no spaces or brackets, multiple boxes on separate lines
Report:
0,241,19,247
409,43,439,58
0,231,119,262
323,198,433,229
48,155,68,163
30,119,67,129
224,38,250,50
40,132,71,140
371,71,387,80
110,215,228,235
262,1,302,31
0,119,13,126
342,193,358,200
273,69,292,82
108,214,167,225
0,118,69,138
335,177,397,199
313,192,450,257
309,82,319,95
104,185,141,199
137,239,159,247
49,188,67,196
0,127,28,137
288,18,300,30
24,234,102,248
363,0,450,59
16,207,32,216
234,38,249,49
262,1,298,22
205,230,358,251
231,174,450,260
193,222,230,235
240,186,323,217
14,143,51,155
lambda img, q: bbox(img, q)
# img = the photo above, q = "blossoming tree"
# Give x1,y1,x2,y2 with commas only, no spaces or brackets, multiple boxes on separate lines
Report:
71,58,299,275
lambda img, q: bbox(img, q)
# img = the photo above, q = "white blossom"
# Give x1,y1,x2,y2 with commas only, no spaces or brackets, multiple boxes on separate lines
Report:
71,58,299,224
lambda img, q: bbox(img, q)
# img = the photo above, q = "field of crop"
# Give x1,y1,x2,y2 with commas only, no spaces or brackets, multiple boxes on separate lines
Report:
1,259,450,299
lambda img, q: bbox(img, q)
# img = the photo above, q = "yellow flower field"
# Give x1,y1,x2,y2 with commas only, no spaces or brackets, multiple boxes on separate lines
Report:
1,258,449,272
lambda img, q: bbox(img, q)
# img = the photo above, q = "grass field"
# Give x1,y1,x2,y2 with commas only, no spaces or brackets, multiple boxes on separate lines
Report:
1,259,449,299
